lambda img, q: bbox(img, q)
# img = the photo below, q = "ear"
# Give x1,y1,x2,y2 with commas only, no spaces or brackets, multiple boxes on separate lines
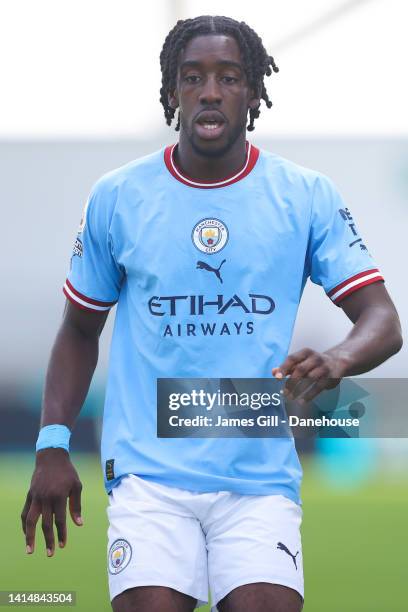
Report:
168,90,179,110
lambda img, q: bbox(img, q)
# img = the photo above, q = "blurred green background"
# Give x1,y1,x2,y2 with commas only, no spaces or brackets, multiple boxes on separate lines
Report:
1,453,406,612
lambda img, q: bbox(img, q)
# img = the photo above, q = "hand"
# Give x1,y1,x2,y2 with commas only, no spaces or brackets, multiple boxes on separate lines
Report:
272,348,349,404
21,448,83,557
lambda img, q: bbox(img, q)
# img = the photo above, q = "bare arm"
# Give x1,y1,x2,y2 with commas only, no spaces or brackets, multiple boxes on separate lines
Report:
272,283,403,401
323,282,402,375
21,302,109,557
41,302,109,427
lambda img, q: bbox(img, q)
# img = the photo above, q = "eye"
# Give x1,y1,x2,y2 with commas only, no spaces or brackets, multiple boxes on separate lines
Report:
221,76,238,84
185,75,201,84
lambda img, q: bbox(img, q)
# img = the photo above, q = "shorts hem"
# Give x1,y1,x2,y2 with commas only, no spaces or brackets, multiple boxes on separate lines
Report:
106,473,301,505
109,576,208,607
212,574,304,610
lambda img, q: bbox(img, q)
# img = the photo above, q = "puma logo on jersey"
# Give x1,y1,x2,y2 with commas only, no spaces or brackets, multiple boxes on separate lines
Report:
196,259,226,284
277,542,299,570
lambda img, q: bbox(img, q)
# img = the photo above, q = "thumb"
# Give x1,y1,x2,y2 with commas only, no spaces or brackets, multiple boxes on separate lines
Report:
69,481,83,526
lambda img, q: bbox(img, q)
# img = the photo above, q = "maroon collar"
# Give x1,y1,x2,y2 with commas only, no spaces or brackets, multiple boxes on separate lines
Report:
164,142,260,189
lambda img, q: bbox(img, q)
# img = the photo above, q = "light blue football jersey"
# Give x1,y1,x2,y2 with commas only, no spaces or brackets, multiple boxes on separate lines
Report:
64,143,384,504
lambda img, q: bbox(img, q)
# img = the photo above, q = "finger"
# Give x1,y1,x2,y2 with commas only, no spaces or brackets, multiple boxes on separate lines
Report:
298,376,329,403
25,500,41,554
272,367,285,379
21,491,32,535
285,359,324,398
273,356,297,378
295,364,330,398
290,356,323,380
284,353,326,395
69,481,83,526
285,375,310,398
297,378,327,405
286,377,316,400
41,503,55,557
54,498,67,548
273,349,313,378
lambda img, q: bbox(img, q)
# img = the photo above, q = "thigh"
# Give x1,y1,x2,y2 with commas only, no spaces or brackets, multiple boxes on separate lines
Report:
217,582,302,612
205,493,304,610
107,475,208,607
112,585,197,612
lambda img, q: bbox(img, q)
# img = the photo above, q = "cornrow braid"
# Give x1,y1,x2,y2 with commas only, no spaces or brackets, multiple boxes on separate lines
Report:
159,15,278,132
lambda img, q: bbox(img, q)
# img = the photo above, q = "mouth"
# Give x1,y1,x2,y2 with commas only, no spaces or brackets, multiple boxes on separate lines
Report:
194,111,226,141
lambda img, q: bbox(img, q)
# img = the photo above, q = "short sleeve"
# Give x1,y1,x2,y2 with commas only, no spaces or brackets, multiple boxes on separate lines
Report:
307,174,384,306
63,181,124,312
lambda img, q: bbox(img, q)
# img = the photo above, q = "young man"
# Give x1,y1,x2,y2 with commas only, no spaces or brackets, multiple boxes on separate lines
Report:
22,15,402,612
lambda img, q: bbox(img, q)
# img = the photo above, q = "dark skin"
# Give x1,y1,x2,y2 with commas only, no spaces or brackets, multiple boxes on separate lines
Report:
22,33,402,612
168,35,260,180
273,282,403,403
21,304,108,556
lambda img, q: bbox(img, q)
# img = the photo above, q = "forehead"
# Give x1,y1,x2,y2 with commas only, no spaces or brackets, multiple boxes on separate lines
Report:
178,34,243,67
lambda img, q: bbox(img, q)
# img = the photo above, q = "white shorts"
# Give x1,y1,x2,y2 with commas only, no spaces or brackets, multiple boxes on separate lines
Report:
107,475,304,610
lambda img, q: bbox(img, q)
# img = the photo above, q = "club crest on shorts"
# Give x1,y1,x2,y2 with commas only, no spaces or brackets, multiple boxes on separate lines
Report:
108,539,132,574
192,218,229,254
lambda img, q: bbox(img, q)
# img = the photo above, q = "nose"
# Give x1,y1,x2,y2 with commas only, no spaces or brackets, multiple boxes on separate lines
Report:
199,75,222,105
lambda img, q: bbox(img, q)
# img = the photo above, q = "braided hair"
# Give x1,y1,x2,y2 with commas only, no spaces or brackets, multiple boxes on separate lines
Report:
159,15,278,132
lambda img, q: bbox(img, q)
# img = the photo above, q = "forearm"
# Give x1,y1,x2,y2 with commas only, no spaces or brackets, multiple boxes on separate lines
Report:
40,319,99,429
23,304,105,555
325,304,403,376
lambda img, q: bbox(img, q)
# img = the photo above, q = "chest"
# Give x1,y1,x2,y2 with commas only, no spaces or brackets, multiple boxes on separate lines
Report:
113,183,310,291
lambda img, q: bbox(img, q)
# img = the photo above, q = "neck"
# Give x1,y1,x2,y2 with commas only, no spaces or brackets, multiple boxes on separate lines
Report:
176,131,247,181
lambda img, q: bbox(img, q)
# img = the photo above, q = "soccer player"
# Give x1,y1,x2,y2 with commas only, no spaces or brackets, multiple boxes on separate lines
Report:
21,15,402,612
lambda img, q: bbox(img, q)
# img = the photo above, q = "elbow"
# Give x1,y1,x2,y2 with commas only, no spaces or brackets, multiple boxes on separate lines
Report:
391,330,403,356
388,316,403,356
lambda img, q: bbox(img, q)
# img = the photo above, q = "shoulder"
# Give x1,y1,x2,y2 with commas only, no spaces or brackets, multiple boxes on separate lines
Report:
85,148,165,223
91,148,165,197
257,147,335,194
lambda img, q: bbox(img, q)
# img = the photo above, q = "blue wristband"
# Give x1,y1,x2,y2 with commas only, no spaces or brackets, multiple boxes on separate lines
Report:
36,424,71,452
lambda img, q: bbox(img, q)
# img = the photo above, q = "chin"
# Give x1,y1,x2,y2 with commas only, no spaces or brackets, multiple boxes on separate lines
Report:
191,140,232,159
190,128,244,159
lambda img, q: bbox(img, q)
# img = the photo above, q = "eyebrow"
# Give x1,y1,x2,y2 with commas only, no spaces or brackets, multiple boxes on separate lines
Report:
179,60,243,71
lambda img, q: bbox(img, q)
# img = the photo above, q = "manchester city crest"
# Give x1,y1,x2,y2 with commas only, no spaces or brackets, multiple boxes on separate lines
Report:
192,218,229,254
108,539,132,574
